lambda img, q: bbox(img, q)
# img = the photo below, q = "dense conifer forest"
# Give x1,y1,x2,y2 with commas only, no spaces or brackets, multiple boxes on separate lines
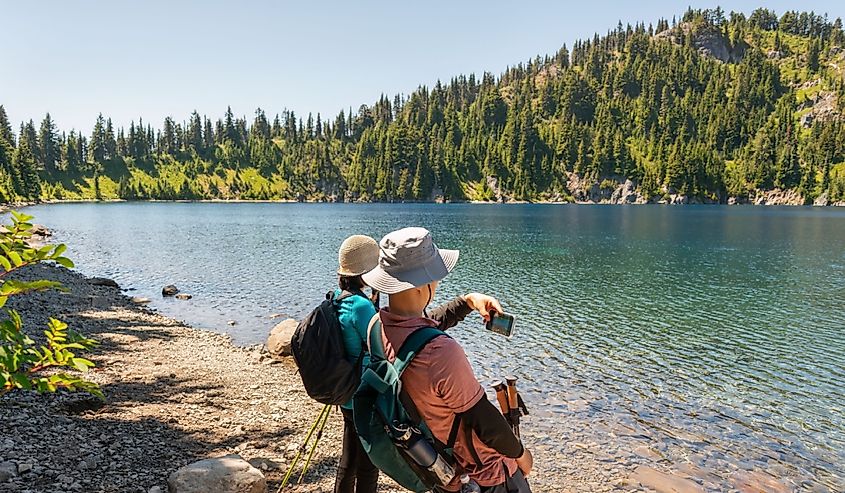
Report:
2,7,844,204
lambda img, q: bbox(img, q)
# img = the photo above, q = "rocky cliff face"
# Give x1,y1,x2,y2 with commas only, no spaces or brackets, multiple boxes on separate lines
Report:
565,173,647,204
655,22,745,63
797,82,841,128
749,188,805,205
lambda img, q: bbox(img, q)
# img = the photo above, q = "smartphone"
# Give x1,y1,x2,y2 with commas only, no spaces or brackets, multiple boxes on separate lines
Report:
485,311,516,338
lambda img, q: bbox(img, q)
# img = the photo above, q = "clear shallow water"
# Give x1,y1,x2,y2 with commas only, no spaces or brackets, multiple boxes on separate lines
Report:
25,202,845,491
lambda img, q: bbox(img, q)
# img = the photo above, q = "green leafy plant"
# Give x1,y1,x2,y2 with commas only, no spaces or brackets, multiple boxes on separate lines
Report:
0,210,101,399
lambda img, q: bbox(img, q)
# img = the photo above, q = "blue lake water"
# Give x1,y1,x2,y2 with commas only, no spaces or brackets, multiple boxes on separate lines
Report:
23,202,845,491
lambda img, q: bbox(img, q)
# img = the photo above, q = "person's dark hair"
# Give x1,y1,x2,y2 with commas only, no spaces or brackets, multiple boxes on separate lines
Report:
339,275,366,292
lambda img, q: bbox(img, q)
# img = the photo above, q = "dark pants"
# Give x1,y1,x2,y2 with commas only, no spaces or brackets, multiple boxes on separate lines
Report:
482,468,532,493
335,407,379,493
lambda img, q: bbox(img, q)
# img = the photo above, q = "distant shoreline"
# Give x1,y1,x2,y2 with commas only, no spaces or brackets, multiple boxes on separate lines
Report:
5,198,845,208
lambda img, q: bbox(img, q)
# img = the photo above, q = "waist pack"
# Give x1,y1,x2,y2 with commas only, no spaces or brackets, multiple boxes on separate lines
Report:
353,317,465,492
291,290,363,405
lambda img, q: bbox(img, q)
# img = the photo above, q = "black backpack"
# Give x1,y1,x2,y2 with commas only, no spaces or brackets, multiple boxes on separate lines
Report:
291,291,364,405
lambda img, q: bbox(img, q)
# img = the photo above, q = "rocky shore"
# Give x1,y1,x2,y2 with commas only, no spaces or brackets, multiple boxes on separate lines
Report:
1,264,630,493
1,263,805,493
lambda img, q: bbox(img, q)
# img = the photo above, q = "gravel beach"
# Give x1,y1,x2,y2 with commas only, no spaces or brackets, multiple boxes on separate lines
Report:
0,264,677,493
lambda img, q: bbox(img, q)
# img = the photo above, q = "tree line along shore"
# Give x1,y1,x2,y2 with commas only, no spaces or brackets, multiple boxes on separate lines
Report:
1,8,845,207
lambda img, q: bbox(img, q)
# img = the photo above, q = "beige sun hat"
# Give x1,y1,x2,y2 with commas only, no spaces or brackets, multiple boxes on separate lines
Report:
338,235,380,277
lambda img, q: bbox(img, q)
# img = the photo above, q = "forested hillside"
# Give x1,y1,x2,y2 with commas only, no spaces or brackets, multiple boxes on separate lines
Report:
2,7,844,205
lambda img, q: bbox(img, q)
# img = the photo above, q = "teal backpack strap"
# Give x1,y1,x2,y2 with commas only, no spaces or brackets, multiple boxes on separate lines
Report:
367,314,387,361
393,327,446,376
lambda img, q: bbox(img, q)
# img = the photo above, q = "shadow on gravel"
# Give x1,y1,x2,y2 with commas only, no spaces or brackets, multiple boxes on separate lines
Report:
81,317,180,342
2,264,319,492
99,375,231,409
0,392,297,493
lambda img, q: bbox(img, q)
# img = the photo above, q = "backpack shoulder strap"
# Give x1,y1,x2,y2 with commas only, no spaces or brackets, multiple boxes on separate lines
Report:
367,314,386,361
393,327,446,376
330,289,356,303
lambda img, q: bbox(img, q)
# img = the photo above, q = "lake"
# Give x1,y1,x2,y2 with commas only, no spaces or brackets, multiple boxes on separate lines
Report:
23,202,845,491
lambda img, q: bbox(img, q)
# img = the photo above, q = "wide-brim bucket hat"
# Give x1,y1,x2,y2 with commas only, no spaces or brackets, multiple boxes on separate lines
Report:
337,235,380,276
362,227,459,294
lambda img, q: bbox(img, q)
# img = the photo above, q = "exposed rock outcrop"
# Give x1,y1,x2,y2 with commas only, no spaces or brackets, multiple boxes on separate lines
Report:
799,91,841,128
565,174,646,204
486,175,505,203
610,179,646,204
753,189,805,206
655,22,744,63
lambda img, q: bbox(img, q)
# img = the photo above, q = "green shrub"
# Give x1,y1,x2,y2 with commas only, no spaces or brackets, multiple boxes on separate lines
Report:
0,211,101,399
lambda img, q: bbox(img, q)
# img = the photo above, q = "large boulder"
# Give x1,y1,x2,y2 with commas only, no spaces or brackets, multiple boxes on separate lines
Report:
267,318,298,359
168,455,266,493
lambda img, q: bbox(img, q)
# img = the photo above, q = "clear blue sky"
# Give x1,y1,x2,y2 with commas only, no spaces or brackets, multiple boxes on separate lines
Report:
2,1,842,133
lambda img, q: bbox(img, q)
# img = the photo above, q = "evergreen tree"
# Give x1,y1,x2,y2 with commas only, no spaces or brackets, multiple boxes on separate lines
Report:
38,113,59,172
89,114,106,163
0,105,15,147
3,7,844,204
12,140,40,199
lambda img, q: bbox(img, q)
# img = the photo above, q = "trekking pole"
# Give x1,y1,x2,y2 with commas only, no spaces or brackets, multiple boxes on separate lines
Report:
491,380,511,425
278,404,330,492
297,404,332,484
505,376,521,440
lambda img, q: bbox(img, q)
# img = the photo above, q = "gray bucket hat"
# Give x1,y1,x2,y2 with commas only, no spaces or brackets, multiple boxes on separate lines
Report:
362,227,459,295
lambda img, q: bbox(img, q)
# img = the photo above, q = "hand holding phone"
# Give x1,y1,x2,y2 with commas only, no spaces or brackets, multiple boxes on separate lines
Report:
485,310,516,338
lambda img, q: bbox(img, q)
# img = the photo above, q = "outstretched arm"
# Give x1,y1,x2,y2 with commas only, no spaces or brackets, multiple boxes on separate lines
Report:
426,293,504,331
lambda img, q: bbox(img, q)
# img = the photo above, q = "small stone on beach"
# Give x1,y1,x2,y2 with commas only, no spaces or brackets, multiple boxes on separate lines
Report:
89,277,120,288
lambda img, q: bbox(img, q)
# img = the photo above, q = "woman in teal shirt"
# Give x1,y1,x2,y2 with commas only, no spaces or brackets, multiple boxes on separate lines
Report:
334,235,380,493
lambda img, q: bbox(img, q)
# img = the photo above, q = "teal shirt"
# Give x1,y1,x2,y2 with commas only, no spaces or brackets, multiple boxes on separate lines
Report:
334,288,377,409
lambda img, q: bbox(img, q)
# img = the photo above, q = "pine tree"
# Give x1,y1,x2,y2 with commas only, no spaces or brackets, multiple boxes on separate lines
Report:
19,121,39,162
105,118,117,159
0,138,16,201
3,8,843,204
13,140,40,199
62,131,81,174
38,113,59,172
807,38,820,72
89,114,106,163
0,105,15,146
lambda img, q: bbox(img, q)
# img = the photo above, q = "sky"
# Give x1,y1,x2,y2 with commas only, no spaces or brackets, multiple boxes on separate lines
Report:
2,1,843,133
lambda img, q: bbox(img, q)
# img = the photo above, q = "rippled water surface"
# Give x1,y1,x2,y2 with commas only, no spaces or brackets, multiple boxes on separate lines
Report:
26,202,845,490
